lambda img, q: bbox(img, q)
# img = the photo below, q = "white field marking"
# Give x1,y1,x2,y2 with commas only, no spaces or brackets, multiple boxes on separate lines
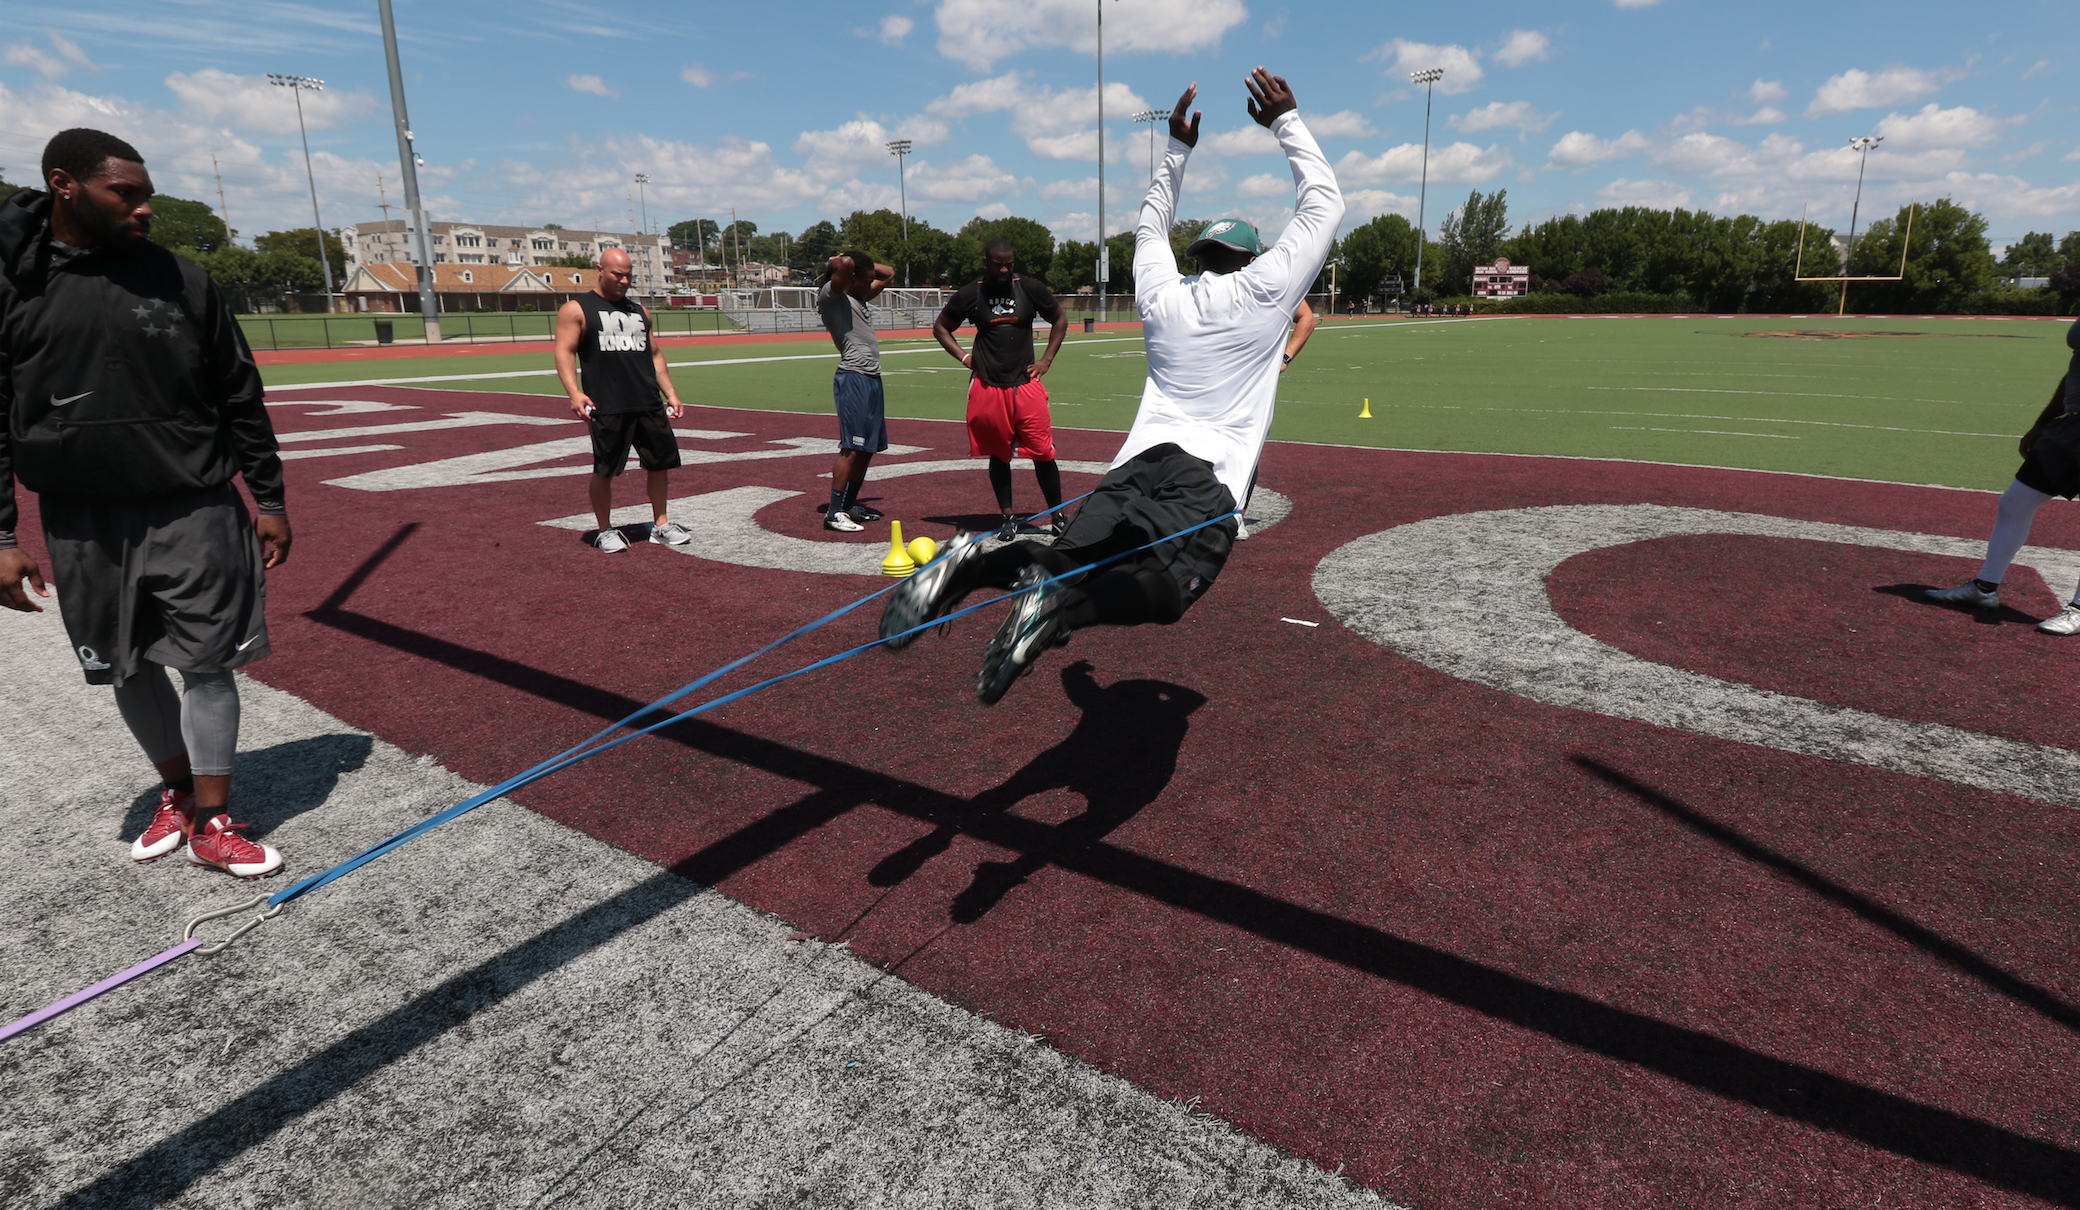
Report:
821,457,1110,481
273,411,569,443
1280,618,1320,627
1588,385,1991,407
261,336,1154,392
541,482,1293,576
1315,504,2080,807
325,436,925,492
1355,400,2014,440
280,443,405,460
264,399,419,415
1608,426,1799,439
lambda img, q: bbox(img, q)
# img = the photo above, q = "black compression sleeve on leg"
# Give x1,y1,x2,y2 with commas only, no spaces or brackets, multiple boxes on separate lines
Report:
1069,560,1182,627
987,458,1014,511
1032,458,1063,509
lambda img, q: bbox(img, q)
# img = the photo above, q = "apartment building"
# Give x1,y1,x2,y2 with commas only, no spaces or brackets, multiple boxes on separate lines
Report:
341,220,672,297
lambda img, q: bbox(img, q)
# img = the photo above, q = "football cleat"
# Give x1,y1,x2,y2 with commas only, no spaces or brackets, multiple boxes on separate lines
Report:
976,566,1072,705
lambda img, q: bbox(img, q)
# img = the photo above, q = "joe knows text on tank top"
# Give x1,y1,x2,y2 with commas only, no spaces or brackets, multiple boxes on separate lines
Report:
576,293,661,414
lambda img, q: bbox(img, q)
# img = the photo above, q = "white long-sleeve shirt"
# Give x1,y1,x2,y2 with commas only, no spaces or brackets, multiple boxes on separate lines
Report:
1113,110,1345,502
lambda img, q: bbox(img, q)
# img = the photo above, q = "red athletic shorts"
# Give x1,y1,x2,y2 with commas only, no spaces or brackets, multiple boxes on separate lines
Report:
965,378,1056,461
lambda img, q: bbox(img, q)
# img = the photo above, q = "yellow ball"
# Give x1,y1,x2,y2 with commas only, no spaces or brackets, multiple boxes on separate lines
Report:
906,536,938,566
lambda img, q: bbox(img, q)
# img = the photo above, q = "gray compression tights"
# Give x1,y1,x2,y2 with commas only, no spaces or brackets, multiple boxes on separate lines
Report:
111,664,240,777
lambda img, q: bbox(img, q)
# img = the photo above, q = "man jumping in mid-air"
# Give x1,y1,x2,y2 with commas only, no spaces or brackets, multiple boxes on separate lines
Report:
881,67,1343,702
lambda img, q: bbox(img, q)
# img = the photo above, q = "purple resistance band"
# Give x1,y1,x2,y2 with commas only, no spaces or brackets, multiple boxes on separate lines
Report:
0,938,202,1043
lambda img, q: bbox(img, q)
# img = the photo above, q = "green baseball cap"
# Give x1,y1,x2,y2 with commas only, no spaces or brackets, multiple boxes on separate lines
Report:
1187,217,1264,258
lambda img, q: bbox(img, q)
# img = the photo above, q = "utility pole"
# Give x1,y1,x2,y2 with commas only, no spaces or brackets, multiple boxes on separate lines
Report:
209,152,231,244
268,73,336,311
633,173,650,235
1095,0,1106,325
1409,67,1444,295
731,205,742,289
374,169,394,223
886,139,912,288
378,0,439,341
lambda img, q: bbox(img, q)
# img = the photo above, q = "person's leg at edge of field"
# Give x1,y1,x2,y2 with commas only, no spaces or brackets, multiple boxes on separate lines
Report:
589,473,614,532
1012,380,1063,532
1979,478,2053,590
988,457,1016,524
647,470,671,530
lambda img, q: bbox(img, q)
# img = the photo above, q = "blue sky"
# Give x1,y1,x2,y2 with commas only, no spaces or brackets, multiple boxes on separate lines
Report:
0,0,2073,253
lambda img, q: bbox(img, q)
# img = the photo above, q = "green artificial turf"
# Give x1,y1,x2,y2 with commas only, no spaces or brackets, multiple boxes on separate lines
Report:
260,313,2076,492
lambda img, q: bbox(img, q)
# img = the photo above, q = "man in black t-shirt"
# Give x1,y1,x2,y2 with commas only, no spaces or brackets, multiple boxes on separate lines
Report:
934,239,1068,541
553,247,689,554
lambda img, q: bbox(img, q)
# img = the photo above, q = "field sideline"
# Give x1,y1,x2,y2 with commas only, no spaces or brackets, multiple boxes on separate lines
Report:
259,313,2076,492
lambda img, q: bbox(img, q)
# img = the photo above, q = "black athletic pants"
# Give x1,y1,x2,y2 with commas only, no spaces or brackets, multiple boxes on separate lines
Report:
970,540,1184,629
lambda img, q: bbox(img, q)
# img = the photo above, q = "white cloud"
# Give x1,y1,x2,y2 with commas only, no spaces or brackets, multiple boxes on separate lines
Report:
973,201,1011,220
1927,171,2080,219
1367,39,1483,94
1334,141,1513,186
4,42,67,78
1235,173,1290,199
1595,178,1692,208
45,30,97,73
922,72,1149,163
1730,107,1786,127
680,63,714,88
933,0,1248,70
1450,101,1557,135
874,14,915,46
1614,0,1662,7
1200,126,1277,158
1748,79,1787,105
164,68,377,136
1873,103,2017,150
924,70,1027,116
1493,29,1550,68
566,74,616,98
1546,129,1649,167
906,153,1016,202
793,115,952,177
1807,65,1958,117
2021,60,2052,81
1310,111,1378,139
1340,189,1419,223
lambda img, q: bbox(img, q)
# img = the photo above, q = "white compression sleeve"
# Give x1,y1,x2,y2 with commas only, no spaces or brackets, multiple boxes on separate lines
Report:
1979,478,2053,585
176,669,240,778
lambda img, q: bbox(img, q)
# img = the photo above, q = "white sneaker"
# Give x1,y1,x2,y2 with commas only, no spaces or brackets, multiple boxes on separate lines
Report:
649,520,692,546
1925,580,1998,609
824,510,863,533
595,529,630,553
2040,604,2080,635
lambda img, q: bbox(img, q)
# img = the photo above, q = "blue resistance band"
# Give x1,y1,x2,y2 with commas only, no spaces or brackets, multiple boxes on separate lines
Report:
268,504,1233,909
267,493,1117,909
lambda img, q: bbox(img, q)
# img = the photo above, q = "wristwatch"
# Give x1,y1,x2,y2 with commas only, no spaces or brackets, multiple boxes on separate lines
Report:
1281,353,1292,364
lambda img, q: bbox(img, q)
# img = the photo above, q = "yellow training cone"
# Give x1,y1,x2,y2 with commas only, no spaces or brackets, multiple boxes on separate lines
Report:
881,520,916,577
1359,397,1372,419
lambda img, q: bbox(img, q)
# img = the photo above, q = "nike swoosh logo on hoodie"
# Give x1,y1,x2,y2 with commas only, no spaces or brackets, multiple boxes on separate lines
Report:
51,391,92,406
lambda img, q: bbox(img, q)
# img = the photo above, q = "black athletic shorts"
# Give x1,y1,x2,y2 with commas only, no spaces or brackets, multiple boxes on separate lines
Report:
39,482,270,687
2016,454,2080,499
588,408,682,477
1055,443,1238,610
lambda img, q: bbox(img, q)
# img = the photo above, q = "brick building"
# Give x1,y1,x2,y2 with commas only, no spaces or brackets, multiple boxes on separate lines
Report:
341,220,671,297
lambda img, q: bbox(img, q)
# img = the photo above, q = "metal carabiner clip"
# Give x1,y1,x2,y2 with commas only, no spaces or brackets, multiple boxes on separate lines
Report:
184,895,284,957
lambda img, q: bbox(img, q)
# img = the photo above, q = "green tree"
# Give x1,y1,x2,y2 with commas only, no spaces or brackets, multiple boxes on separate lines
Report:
0,172,22,203
148,195,230,253
1848,197,1996,311
255,227,346,272
790,220,840,277
2059,231,2080,269
668,218,718,252
1336,214,1422,304
948,215,1056,284
544,252,595,268
186,246,259,289
2003,231,2058,275
1435,189,1509,294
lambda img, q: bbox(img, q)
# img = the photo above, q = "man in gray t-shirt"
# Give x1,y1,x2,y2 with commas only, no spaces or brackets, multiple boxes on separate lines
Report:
816,250,895,532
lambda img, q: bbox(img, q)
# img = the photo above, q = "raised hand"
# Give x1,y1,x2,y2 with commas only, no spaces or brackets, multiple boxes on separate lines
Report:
1168,82,1201,148
1245,67,1297,129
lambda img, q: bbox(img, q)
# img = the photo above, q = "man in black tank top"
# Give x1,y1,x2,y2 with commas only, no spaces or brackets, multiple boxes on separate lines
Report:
553,247,689,553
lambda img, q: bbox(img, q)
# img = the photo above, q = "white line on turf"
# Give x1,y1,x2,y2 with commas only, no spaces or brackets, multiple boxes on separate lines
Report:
1609,426,1799,439
263,336,1155,392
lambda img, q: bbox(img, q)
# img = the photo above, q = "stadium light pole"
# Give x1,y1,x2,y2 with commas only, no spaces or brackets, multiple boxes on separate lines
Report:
633,173,650,237
886,138,912,288
1094,0,1112,326
1132,108,1164,181
268,73,336,313
1840,134,1883,316
1409,67,1444,296
378,0,439,341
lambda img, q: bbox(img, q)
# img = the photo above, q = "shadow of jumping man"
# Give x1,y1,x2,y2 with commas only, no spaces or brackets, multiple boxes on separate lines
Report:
868,660,1207,923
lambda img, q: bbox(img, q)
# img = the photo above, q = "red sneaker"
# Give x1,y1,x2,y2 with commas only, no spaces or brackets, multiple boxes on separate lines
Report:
131,788,196,862
186,814,283,879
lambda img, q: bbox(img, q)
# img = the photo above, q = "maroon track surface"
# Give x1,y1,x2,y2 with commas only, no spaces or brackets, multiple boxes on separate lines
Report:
18,389,2080,1208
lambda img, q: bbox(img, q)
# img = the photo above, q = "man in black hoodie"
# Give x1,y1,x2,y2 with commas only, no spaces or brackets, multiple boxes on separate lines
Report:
0,128,289,879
